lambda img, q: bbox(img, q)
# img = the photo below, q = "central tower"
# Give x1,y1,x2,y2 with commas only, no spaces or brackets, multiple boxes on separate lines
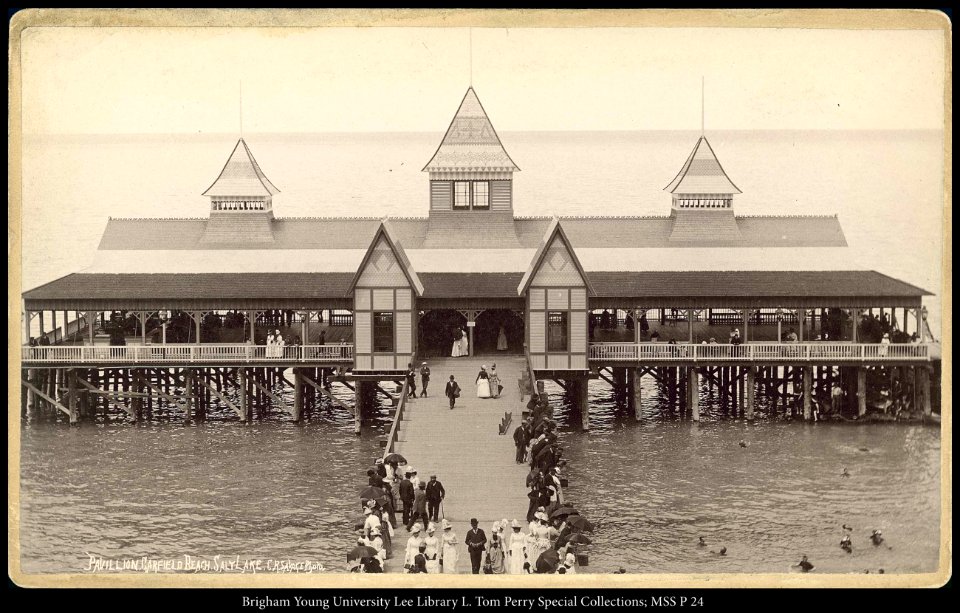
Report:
421,87,521,246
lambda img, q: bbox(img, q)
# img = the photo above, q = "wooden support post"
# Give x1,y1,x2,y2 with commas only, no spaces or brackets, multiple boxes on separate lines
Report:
737,367,745,414
578,378,590,431
354,383,363,435
239,368,249,423
184,369,194,424
293,368,304,423
131,369,143,421
687,308,694,343
857,367,867,417
629,368,642,420
689,367,700,422
68,369,79,424
917,366,931,415
746,366,756,421
803,366,813,421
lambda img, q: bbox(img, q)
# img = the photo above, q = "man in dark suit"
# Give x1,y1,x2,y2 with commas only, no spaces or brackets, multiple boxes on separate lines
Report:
398,472,415,526
464,518,487,574
419,362,431,397
425,475,445,522
406,482,428,532
444,375,461,410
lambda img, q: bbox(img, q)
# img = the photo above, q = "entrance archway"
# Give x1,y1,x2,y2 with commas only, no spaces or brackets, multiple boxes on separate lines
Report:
474,310,524,355
417,310,467,358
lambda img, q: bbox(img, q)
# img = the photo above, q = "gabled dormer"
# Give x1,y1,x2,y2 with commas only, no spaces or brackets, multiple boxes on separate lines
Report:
200,138,279,244
423,87,519,215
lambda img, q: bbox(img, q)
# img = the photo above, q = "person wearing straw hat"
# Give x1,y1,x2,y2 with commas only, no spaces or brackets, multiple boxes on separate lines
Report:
559,552,577,574
419,362,431,397
440,519,459,574
365,525,385,566
404,524,423,570
423,523,441,573
507,519,526,574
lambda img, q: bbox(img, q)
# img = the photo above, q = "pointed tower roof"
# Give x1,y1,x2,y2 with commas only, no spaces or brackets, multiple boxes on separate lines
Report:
664,136,741,194
202,138,280,197
422,87,519,173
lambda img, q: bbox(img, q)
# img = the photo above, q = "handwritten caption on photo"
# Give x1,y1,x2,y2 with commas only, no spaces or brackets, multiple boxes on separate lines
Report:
84,553,325,573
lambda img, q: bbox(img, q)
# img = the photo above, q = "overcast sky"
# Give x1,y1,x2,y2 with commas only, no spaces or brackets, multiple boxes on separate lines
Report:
20,26,945,134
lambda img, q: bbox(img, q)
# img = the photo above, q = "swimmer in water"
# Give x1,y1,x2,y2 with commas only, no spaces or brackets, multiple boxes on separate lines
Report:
794,555,815,572
698,536,707,547
840,535,852,553
870,530,884,546
739,440,748,448
841,467,850,477
711,547,727,557
842,524,854,532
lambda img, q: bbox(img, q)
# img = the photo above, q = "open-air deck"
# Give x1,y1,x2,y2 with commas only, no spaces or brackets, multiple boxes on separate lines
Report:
588,341,938,365
20,343,354,367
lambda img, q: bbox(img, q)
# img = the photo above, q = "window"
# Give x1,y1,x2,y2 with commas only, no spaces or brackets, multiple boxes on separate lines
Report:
373,312,394,352
452,181,490,210
472,181,489,209
454,182,471,209
547,311,569,352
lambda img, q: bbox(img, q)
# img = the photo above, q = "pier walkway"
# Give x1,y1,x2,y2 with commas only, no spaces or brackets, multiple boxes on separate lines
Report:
386,355,529,572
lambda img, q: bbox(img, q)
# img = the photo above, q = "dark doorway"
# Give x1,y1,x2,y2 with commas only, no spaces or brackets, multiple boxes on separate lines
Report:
417,310,467,358
474,309,524,355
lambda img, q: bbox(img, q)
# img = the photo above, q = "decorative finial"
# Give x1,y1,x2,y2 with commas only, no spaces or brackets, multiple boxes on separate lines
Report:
701,76,705,136
469,28,473,87
240,80,244,138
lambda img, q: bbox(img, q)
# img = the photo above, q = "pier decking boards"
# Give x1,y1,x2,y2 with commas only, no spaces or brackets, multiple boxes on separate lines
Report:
386,356,528,572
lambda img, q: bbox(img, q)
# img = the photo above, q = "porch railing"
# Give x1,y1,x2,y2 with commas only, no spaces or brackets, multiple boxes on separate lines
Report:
21,344,354,364
588,342,934,362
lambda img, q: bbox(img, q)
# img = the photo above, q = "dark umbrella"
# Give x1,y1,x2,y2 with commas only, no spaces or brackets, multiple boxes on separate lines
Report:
347,545,377,562
535,549,561,573
359,485,386,500
550,506,578,519
566,515,595,532
383,453,407,465
565,533,592,545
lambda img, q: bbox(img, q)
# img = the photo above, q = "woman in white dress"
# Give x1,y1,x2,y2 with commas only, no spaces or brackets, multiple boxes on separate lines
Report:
489,365,501,399
507,520,526,575
525,512,551,571
476,366,491,399
497,325,508,351
451,327,463,358
266,332,276,357
459,327,469,357
423,523,441,574
440,519,459,573
404,524,424,570
275,329,285,358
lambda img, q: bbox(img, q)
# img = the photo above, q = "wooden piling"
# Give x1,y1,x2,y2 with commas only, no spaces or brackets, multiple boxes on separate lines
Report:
577,378,590,431
746,366,756,421
631,368,642,421
184,369,194,424
354,382,362,435
803,366,813,421
68,369,79,424
239,368,249,423
917,366,931,415
293,368,304,423
688,367,700,422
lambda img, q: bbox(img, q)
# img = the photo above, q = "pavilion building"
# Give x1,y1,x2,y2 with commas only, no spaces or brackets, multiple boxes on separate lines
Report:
21,87,937,426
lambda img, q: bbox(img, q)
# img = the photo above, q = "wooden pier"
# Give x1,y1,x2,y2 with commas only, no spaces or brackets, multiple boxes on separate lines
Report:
383,356,530,572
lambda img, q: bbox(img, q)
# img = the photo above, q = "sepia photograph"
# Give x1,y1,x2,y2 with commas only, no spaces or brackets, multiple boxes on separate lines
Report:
9,9,950,589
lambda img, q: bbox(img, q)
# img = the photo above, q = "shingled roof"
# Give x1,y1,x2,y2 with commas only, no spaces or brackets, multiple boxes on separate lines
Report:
422,88,519,173
664,136,741,195
202,138,280,197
